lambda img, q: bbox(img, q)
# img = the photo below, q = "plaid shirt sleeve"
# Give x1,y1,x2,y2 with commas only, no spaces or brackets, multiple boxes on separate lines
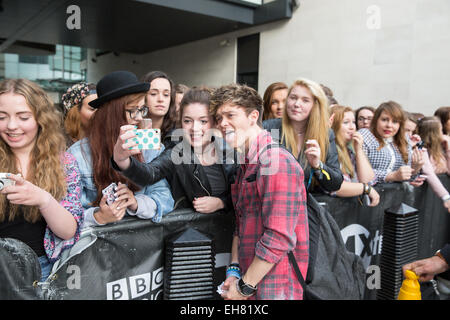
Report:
254,148,307,264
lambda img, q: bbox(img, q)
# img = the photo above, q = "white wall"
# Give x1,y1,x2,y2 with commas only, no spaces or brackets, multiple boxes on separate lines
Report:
87,0,450,114
259,0,450,114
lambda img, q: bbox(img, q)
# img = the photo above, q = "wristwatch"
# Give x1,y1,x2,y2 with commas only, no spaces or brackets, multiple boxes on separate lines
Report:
441,194,450,203
435,250,448,265
236,278,257,297
363,183,371,195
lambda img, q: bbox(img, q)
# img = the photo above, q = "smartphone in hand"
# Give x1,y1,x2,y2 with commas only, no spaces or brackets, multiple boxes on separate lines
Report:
130,129,161,150
102,183,118,205
363,194,371,206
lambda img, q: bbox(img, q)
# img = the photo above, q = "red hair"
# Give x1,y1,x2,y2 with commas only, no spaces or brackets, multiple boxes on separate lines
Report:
87,93,145,206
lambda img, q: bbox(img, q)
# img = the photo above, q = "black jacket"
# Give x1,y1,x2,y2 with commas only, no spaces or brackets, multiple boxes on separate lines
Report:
112,136,238,211
263,118,343,193
441,243,450,265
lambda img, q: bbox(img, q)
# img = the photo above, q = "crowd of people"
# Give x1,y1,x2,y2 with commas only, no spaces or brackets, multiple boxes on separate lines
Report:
0,70,448,299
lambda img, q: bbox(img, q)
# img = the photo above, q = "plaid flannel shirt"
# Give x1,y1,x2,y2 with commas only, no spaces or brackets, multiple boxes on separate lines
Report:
231,131,309,300
359,128,412,185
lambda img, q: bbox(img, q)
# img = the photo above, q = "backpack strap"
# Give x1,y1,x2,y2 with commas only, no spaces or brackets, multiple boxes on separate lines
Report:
288,251,307,290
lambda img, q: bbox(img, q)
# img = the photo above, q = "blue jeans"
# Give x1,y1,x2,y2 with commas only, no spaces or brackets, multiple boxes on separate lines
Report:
38,255,53,282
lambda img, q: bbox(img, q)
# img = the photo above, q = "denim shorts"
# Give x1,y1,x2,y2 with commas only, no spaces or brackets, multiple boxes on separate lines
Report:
38,255,53,282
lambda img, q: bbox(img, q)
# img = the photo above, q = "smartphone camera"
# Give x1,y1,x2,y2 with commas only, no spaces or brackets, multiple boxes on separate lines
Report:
415,141,425,150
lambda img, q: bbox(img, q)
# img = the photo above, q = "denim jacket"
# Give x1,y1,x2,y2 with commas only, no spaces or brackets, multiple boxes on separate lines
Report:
67,138,174,227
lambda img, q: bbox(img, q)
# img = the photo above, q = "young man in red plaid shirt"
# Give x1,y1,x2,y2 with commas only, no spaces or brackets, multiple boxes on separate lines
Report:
211,83,309,300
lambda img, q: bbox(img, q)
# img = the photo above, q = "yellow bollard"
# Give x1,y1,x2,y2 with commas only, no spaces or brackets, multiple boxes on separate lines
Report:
397,269,421,300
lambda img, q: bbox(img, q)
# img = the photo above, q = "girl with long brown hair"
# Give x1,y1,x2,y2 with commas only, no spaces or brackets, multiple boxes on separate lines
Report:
413,116,450,212
0,78,84,282
417,117,450,174
112,86,236,213
434,106,450,135
141,71,178,147
359,101,423,184
262,82,288,120
67,71,173,226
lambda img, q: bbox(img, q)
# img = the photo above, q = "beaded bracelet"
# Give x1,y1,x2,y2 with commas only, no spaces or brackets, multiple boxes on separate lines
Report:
227,265,241,273
226,269,241,279
226,265,241,279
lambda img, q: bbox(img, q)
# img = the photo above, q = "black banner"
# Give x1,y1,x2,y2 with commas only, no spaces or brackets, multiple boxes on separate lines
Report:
314,175,450,299
45,209,234,300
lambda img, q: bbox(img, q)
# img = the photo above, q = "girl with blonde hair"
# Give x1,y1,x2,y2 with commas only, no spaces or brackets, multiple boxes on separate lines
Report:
330,106,379,206
263,78,343,193
0,79,84,282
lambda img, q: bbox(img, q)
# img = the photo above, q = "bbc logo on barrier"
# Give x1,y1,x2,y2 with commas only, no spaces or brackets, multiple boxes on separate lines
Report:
106,267,163,300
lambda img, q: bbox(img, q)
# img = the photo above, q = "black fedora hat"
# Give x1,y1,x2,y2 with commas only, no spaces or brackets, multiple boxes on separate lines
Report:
89,71,150,108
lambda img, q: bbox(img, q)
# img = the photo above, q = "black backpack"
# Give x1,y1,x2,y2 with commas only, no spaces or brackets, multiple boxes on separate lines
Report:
289,193,366,300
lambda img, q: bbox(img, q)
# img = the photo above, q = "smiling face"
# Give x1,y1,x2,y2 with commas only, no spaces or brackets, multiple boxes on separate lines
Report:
340,111,356,142
286,85,315,124
181,103,214,149
215,103,256,150
0,92,39,154
146,78,171,118
270,88,288,119
376,110,400,139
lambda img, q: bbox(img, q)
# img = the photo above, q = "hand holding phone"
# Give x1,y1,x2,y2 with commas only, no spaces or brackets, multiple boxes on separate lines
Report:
415,140,425,150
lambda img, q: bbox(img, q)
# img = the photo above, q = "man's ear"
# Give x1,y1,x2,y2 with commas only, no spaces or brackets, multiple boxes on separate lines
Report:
249,109,260,126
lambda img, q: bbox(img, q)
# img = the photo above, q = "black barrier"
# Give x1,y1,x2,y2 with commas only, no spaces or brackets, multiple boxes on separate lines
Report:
44,209,234,300
0,176,449,300
0,238,41,300
313,174,450,299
